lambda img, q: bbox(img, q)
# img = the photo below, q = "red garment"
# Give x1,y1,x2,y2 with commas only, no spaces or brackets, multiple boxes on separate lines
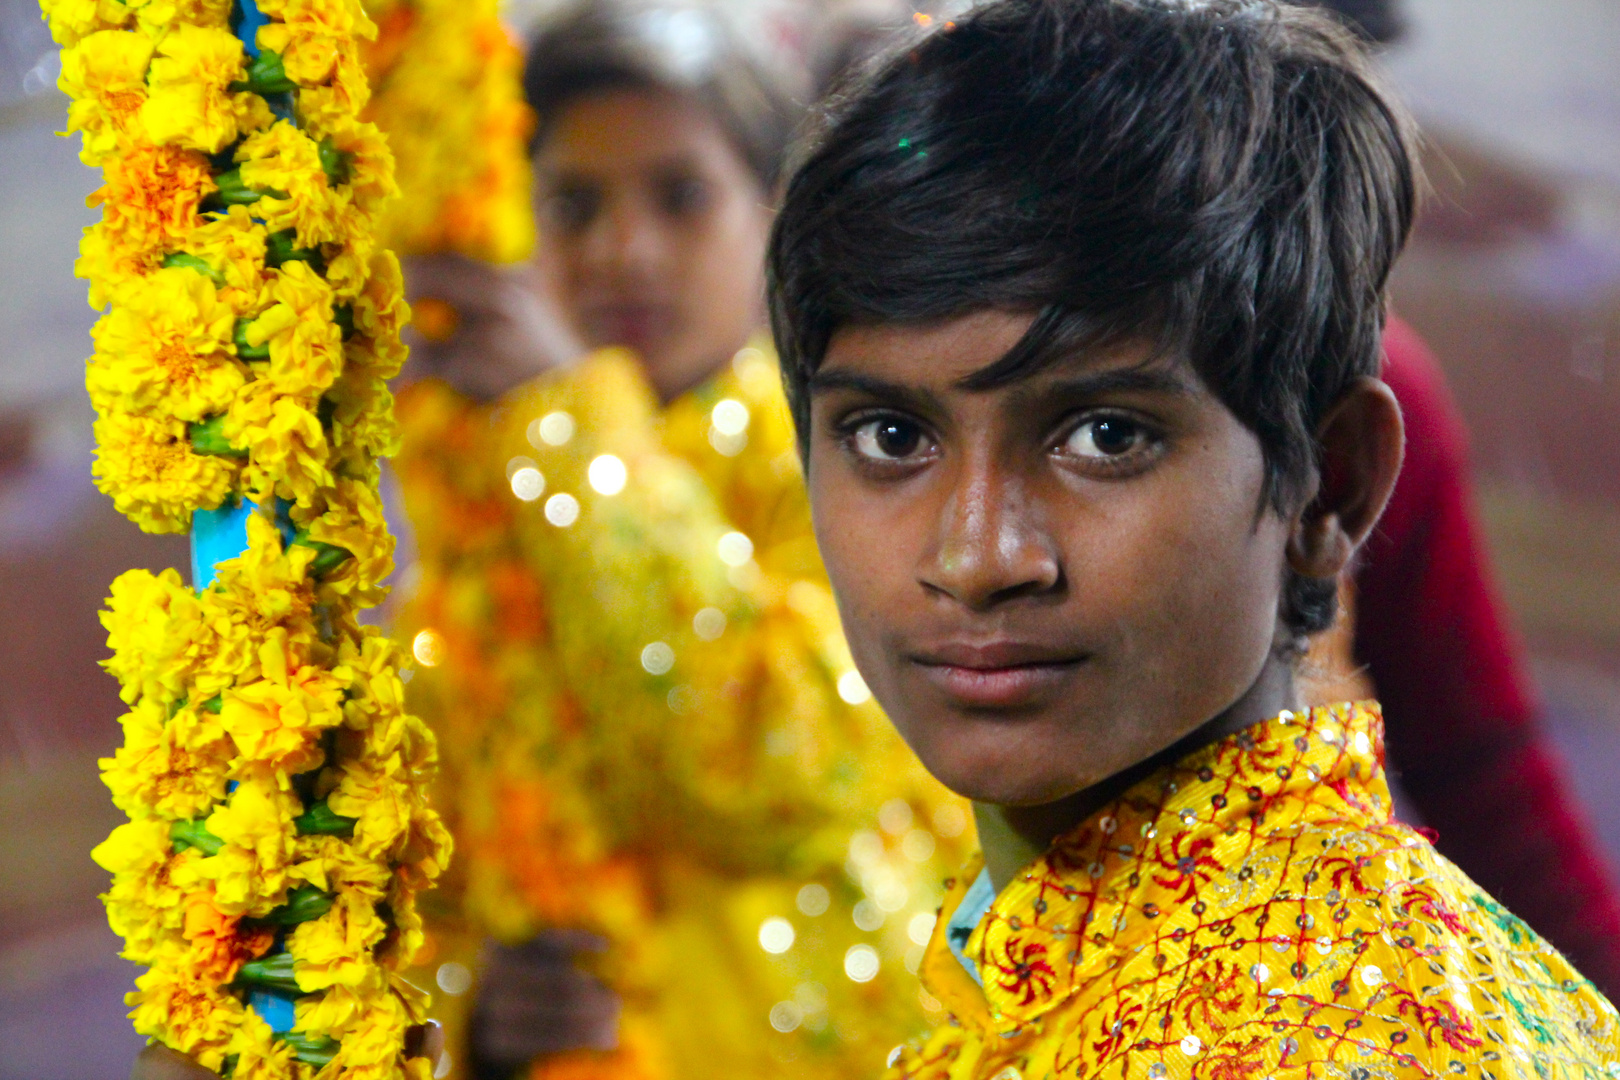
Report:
1356,316,1620,996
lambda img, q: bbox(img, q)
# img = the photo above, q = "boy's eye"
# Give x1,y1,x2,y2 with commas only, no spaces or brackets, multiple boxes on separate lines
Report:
852,417,930,462
1063,416,1151,459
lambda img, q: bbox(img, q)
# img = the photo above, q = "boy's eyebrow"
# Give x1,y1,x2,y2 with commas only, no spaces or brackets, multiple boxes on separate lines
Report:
807,369,928,401
1006,365,1199,400
808,363,1197,403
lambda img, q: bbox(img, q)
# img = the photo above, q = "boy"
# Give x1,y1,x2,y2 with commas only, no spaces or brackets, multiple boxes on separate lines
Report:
768,1,1620,1077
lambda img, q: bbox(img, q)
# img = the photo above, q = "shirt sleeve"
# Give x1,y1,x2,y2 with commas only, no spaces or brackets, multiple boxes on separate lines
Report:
1355,315,1620,995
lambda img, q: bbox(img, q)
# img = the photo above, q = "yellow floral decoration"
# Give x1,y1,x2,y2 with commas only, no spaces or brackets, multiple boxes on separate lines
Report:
360,0,534,262
44,0,452,1070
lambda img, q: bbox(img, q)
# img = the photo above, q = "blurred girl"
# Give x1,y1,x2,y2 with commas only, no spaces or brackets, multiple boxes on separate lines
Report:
391,3,965,1078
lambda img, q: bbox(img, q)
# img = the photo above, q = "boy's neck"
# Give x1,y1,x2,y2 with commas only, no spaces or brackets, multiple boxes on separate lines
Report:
974,657,1301,893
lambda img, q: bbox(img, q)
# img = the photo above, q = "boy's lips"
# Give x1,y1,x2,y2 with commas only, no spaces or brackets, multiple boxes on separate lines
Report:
908,641,1088,710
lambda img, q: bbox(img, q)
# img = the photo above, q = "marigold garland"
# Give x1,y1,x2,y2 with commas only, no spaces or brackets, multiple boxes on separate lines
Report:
360,0,534,262
43,0,452,1069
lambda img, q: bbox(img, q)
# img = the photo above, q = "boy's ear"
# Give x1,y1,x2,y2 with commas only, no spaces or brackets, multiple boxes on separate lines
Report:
1286,377,1405,580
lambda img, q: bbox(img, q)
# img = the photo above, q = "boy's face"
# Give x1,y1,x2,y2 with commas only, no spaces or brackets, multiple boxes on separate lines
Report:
807,310,1295,807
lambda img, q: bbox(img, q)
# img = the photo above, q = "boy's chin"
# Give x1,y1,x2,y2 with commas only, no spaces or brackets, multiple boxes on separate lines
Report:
911,734,1091,809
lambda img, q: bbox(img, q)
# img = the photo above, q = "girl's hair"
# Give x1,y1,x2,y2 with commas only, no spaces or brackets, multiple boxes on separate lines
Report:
521,0,811,189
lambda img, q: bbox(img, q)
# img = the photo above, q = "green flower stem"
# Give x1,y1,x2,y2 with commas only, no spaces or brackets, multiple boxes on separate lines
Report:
210,169,287,207
265,229,324,272
293,799,358,837
290,535,354,578
161,252,224,285
170,819,225,856
276,1034,340,1068
228,49,298,95
265,885,334,926
188,416,247,459
234,952,301,994
234,319,271,361
318,137,352,187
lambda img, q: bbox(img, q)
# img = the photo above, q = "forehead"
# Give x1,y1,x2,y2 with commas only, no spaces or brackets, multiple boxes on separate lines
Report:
537,87,737,175
818,310,1197,396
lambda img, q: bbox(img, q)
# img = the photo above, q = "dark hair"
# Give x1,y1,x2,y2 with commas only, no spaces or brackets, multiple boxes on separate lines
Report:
768,0,1419,642
521,0,810,190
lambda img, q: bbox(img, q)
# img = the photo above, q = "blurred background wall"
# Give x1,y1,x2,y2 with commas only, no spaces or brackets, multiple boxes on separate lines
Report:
1,0,1617,1075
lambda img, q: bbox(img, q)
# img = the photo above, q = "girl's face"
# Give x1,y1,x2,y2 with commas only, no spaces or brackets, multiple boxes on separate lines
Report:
533,87,773,402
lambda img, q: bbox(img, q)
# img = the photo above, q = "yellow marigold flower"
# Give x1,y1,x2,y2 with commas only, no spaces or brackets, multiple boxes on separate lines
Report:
183,894,276,986
201,515,320,683
219,628,348,772
92,411,237,534
41,0,132,47
76,221,158,310
323,982,414,1069
125,0,232,37
223,1008,294,1079
287,890,387,991
237,120,349,245
101,699,233,820
100,566,203,704
140,24,253,154
198,774,299,912
327,759,410,860
294,80,371,140
257,0,375,85
327,371,399,469
87,267,243,423
241,260,343,397
60,32,154,165
294,478,394,604
334,628,408,747
321,218,378,299
224,381,335,507
91,816,174,879
91,141,214,258
323,117,397,213
290,833,393,897
293,982,366,1040
186,206,271,311
391,785,452,894
127,966,245,1071
347,250,409,377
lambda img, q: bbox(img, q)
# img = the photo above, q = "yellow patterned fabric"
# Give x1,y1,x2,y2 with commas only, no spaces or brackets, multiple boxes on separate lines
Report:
892,702,1620,1080
393,345,970,1080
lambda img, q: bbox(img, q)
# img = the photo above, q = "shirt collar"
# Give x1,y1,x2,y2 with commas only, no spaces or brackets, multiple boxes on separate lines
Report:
919,702,1390,1031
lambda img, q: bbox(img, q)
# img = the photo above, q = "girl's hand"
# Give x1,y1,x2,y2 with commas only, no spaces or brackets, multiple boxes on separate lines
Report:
402,254,585,403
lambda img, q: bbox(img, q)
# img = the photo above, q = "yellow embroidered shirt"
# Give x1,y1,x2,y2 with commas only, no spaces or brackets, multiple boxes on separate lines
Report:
893,702,1620,1080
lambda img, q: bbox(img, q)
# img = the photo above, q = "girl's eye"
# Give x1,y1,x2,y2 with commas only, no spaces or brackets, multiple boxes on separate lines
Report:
1064,416,1151,459
658,176,711,217
547,187,600,233
852,417,930,462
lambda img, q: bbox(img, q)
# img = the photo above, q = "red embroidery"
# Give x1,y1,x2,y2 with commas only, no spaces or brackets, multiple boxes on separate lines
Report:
991,936,1057,1007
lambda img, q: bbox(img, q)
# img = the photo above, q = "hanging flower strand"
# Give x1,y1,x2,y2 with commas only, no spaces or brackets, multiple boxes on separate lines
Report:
43,0,452,1069
360,0,534,264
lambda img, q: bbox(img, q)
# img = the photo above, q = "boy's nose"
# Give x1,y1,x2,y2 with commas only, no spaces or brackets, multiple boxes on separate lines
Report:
919,467,1062,611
